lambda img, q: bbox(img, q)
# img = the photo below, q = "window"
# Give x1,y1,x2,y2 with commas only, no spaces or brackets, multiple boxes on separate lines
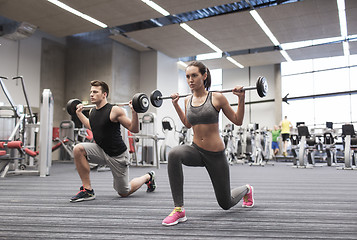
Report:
210,69,222,91
210,69,223,130
282,73,314,97
313,68,349,94
281,54,357,126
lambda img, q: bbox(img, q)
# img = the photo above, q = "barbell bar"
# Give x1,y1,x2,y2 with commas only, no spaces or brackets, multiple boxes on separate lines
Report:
66,92,150,116
150,76,268,108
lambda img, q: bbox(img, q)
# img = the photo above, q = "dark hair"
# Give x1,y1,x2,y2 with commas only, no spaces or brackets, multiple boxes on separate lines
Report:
187,61,211,90
91,80,109,97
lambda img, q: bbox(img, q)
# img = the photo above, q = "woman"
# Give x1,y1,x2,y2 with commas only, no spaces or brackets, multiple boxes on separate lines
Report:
162,61,254,226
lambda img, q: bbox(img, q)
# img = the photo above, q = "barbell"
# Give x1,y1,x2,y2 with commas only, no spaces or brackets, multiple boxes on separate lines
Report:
66,93,149,116
150,76,268,108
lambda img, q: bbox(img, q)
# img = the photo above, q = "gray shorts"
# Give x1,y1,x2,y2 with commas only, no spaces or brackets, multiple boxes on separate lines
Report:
80,142,130,195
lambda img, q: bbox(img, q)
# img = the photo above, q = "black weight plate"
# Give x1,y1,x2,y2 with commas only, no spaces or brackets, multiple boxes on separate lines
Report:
132,93,149,113
256,76,268,98
150,89,163,107
66,99,82,115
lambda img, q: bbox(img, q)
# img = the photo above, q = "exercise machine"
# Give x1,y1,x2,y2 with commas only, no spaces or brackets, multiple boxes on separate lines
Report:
128,113,161,169
323,128,337,166
296,125,315,168
160,117,174,163
0,88,53,177
223,123,239,165
338,124,357,170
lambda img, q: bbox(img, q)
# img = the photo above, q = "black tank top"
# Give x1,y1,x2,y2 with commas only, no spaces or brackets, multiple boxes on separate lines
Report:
89,103,127,156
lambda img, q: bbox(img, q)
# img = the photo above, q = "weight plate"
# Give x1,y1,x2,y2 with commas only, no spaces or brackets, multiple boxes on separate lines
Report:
150,89,163,108
66,99,82,115
256,76,268,98
132,93,149,113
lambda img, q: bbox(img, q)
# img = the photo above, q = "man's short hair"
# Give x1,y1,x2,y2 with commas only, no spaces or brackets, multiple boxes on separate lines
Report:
91,80,109,97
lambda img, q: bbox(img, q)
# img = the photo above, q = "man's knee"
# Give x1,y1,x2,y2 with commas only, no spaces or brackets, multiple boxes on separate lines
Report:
117,189,130,197
73,144,86,157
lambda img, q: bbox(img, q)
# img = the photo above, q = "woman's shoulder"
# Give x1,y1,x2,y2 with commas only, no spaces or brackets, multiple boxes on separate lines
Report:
211,91,225,99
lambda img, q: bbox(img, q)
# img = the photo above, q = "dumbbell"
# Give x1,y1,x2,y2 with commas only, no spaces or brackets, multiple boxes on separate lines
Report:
150,76,268,107
66,93,149,115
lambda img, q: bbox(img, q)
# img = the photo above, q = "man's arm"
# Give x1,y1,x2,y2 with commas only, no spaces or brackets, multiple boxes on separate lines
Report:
111,103,139,133
76,104,91,129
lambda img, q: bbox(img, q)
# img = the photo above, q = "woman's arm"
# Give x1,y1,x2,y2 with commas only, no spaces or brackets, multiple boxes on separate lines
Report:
217,86,245,126
171,93,192,128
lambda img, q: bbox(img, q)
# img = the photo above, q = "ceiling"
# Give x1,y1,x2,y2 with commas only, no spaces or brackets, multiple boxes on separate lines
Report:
0,0,356,69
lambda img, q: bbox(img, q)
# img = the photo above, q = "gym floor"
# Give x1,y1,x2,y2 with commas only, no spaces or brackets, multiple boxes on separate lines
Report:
0,161,356,239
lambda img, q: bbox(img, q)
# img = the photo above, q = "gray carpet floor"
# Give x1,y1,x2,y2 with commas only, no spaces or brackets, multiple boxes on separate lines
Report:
0,161,356,239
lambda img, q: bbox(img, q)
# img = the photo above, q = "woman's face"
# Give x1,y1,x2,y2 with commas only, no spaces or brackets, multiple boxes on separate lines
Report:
186,66,207,91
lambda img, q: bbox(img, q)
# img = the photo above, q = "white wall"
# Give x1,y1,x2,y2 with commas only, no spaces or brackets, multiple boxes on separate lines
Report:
222,64,277,130
139,51,189,148
0,36,40,108
0,31,65,109
155,52,183,147
139,50,157,107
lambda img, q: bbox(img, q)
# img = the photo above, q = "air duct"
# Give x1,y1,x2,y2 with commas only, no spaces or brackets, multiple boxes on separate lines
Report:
1,21,37,40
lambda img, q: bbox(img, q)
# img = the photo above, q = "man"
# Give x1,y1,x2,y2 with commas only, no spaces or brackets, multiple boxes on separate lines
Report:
279,116,292,157
70,80,156,202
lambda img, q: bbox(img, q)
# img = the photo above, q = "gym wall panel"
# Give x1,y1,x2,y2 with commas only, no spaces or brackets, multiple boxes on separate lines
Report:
0,38,18,105
40,38,66,127
65,29,113,106
111,41,140,110
222,64,277,130
222,66,250,129
156,52,182,147
139,50,157,112
250,101,276,129
250,65,276,128
17,35,41,108
0,30,64,110
0,34,41,108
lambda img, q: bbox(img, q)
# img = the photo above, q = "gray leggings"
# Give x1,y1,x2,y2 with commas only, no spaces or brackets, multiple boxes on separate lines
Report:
168,143,249,210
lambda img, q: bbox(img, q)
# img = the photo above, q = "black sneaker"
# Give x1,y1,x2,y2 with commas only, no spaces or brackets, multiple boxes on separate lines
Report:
70,186,96,202
146,171,156,192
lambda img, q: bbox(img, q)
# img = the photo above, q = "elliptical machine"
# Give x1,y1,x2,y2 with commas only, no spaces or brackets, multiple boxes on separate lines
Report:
160,117,174,163
223,123,238,165
339,124,357,170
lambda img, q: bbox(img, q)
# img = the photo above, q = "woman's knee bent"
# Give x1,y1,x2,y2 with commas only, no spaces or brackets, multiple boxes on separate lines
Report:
168,147,188,165
218,201,231,210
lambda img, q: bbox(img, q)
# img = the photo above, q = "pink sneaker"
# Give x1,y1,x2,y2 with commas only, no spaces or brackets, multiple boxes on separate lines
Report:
242,185,254,208
162,207,187,226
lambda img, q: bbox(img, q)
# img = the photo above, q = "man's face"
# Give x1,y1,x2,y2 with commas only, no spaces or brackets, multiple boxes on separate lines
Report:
90,86,106,104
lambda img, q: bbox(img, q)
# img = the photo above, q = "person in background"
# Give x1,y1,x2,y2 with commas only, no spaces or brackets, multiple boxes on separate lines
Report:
279,116,292,157
271,125,281,157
